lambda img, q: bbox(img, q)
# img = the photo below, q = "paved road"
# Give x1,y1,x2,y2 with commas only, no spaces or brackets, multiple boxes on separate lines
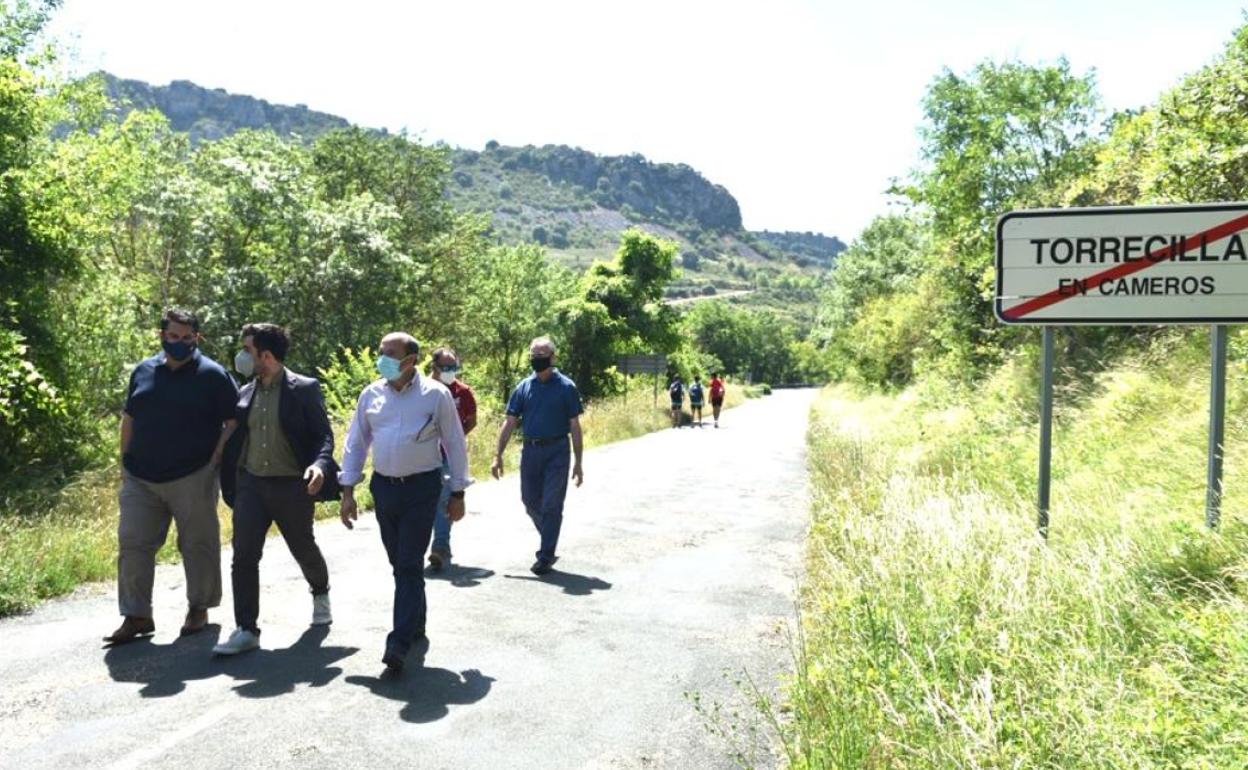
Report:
0,389,815,770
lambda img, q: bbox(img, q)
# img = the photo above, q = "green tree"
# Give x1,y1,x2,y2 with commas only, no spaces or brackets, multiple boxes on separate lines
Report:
558,229,680,396
900,59,1100,376
463,243,574,404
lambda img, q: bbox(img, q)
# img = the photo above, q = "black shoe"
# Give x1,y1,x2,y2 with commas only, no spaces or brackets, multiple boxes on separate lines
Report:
531,559,554,576
382,648,405,672
428,549,449,572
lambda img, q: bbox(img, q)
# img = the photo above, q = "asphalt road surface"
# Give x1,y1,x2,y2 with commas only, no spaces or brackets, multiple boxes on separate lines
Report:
0,389,816,770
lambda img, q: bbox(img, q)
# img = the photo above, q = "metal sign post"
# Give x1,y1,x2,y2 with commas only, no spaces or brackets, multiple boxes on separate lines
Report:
1207,325,1229,528
616,354,668,407
996,202,1248,535
1038,327,1054,538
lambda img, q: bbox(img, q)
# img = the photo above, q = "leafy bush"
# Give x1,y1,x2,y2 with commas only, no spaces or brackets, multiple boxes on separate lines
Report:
318,347,380,419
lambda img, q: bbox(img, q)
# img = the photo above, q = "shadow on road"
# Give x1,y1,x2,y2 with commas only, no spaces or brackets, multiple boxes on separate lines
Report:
425,563,496,588
504,570,613,596
103,624,224,698
216,625,358,698
104,624,357,698
345,639,494,723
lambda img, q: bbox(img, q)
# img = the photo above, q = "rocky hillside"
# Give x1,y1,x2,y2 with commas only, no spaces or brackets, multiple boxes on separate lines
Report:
95,74,846,285
100,73,349,143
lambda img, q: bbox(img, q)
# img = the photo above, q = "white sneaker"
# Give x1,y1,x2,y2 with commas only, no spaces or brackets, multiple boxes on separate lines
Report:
213,627,259,655
312,593,332,626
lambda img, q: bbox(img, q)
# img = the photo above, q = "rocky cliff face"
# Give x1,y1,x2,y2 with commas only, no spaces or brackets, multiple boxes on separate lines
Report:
458,144,742,233
100,73,350,143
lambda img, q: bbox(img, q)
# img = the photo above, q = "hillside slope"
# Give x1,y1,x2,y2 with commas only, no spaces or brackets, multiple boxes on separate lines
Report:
98,73,846,290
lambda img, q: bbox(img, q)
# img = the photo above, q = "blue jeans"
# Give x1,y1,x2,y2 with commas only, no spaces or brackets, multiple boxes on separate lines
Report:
519,440,570,563
369,469,441,655
431,458,453,556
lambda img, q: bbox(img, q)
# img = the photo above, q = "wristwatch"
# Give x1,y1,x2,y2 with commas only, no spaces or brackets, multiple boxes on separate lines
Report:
450,490,465,499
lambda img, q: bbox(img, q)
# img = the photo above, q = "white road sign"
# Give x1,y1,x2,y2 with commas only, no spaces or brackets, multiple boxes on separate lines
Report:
995,203,1248,325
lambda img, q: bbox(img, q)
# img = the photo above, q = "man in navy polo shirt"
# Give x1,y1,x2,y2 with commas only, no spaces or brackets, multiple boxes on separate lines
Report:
105,309,239,645
491,336,584,575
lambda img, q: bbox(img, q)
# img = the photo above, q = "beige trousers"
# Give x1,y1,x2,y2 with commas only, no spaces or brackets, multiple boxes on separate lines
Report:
117,462,222,618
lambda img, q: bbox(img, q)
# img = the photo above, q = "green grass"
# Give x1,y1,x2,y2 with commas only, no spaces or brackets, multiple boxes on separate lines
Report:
0,384,749,617
778,329,1248,769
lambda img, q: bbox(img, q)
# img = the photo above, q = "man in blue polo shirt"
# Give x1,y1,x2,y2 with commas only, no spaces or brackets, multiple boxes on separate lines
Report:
491,336,584,575
105,309,239,644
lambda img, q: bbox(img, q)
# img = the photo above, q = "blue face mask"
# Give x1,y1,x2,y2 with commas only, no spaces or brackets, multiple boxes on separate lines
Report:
377,354,404,381
162,339,197,361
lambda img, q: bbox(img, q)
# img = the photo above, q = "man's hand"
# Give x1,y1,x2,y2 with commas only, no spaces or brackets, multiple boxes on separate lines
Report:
491,454,504,479
340,492,358,530
448,495,466,522
304,464,324,496
572,462,583,487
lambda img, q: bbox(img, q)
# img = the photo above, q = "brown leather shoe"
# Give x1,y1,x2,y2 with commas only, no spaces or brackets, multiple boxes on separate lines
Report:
180,607,208,636
103,616,155,644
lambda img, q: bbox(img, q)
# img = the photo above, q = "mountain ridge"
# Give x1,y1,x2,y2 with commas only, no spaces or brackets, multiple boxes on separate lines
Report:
97,73,846,280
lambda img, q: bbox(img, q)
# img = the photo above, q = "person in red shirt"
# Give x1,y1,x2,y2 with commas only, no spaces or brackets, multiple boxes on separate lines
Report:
709,372,726,428
428,347,477,570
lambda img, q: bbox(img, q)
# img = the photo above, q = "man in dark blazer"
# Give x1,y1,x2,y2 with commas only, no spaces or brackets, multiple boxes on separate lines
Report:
214,323,340,655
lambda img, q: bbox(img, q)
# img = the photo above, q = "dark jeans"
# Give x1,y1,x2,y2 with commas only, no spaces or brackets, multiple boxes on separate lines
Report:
370,469,441,655
519,440,571,563
231,470,329,634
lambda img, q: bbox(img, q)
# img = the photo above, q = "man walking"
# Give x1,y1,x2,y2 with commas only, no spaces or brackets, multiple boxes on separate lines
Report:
105,309,239,644
709,372,726,428
491,336,584,576
213,323,340,656
339,333,470,672
689,376,706,427
428,347,477,571
668,375,684,429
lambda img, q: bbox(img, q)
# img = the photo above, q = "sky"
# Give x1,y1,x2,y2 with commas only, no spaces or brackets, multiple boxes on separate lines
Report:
45,0,1248,242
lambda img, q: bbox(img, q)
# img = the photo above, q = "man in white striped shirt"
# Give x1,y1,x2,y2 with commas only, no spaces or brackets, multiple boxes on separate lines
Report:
338,332,471,672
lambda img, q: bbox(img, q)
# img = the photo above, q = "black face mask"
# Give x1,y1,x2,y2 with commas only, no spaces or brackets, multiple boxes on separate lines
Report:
162,339,197,361
531,356,552,373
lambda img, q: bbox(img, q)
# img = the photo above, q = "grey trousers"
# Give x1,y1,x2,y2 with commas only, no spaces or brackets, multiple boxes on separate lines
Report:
117,462,222,618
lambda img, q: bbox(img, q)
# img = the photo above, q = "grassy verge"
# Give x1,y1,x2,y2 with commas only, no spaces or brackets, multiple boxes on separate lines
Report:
0,382,750,616
780,329,1248,768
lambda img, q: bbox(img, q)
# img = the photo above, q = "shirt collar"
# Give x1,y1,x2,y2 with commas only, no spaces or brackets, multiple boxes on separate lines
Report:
388,371,420,393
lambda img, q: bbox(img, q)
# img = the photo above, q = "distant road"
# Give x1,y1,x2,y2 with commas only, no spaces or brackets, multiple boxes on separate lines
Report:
0,390,816,770
665,289,754,306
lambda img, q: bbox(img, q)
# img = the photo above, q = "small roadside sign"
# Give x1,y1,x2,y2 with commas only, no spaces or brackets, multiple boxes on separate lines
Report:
996,202,1248,325
617,354,667,375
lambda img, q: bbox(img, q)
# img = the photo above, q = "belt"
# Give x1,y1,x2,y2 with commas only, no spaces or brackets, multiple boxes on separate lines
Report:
372,469,440,484
523,436,568,446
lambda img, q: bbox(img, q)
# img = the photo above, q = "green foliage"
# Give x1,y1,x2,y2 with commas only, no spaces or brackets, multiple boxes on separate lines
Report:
463,243,573,405
780,329,1248,768
558,229,681,396
317,347,379,419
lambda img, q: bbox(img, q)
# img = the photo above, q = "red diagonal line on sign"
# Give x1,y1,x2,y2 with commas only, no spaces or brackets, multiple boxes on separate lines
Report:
1002,211,1248,320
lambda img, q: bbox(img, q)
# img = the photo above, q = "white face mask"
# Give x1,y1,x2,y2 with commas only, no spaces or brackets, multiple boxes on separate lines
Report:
234,350,255,378
438,370,457,385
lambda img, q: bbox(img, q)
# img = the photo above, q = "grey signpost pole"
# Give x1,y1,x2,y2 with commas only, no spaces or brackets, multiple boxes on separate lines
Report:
1207,325,1229,529
1038,326,1055,539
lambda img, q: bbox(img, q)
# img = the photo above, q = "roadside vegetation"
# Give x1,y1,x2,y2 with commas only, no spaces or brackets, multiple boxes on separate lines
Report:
772,18,1248,770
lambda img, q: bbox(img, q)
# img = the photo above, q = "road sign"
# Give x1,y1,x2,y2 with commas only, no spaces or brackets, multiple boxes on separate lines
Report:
617,354,667,376
996,202,1248,325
